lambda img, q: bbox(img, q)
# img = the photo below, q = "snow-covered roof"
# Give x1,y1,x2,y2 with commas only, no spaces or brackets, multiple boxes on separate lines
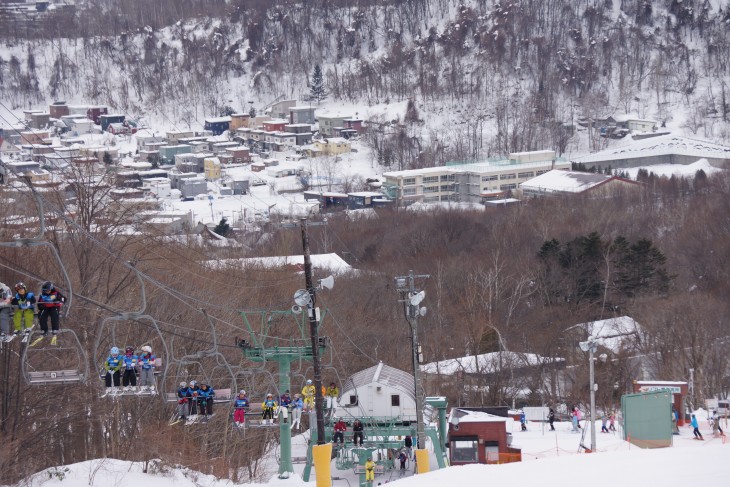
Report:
569,316,641,353
341,361,415,403
520,170,631,193
573,135,730,164
448,408,508,424
421,351,563,375
204,117,232,123
623,159,722,179
206,253,351,274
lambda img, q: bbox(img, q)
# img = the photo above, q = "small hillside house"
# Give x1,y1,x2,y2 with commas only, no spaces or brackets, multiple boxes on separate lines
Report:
204,117,232,135
334,361,416,421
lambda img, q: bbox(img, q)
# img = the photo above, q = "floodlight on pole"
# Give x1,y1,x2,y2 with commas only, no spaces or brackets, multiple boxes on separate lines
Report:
394,270,430,452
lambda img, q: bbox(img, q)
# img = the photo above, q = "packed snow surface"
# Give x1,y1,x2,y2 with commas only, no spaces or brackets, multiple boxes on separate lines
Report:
15,416,729,487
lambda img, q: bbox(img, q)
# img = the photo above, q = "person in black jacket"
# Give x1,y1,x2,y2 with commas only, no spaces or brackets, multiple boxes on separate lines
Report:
548,408,556,431
352,419,364,446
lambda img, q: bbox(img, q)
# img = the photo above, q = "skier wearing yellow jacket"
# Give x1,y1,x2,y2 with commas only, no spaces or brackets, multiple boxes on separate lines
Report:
365,457,376,483
302,379,316,411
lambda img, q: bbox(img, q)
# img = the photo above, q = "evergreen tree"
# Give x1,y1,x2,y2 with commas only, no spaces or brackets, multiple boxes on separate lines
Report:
102,151,112,165
310,64,328,105
213,217,231,237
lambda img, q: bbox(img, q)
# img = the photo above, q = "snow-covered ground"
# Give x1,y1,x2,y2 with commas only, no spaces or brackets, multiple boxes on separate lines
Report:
12,416,729,487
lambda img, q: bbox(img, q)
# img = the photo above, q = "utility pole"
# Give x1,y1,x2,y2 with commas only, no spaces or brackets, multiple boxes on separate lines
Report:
579,339,598,453
395,270,429,449
301,218,326,444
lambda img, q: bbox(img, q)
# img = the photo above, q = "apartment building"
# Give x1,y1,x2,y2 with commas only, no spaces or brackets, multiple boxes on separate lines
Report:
383,150,567,204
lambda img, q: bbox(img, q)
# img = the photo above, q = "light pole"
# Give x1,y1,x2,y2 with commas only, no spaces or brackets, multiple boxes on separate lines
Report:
579,339,598,452
395,270,429,449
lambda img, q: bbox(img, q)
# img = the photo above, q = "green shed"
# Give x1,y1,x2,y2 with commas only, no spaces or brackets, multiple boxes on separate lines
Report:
621,390,673,448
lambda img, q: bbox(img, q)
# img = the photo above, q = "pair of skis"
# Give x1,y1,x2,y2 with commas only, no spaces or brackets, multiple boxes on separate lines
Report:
29,334,58,347
1,328,37,344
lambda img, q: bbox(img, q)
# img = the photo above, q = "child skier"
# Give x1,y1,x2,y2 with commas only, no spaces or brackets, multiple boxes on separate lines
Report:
176,381,190,423
188,380,200,415
198,383,215,417
691,413,703,440
0,282,13,340
326,382,339,410
36,282,65,337
302,379,315,412
262,393,278,425
291,393,304,430
233,390,249,427
279,390,292,423
398,451,407,470
121,346,138,391
137,345,156,392
104,346,123,392
601,414,609,433
520,410,527,431
11,282,36,337
365,457,376,483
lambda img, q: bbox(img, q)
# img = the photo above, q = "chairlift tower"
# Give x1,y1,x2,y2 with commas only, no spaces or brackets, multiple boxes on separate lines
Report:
239,307,330,478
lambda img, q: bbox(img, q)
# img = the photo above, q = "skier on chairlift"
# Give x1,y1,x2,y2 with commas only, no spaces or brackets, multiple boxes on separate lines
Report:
11,282,36,337
36,281,65,337
262,393,278,425
137,345,156,393
291,393,304,430
279,390,292,423
121,346,138,391
188,380,200,415
176,381,190,423
104,346,123,392
234,390,249,427
0,282,13,340
302,379,315,412
198,383,215,418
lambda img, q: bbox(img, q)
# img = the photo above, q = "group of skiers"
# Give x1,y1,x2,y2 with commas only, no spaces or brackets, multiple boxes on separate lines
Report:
174,380,217,421
0,281,65,340
171,379,342,428
301,379,339,411
103,345,157,393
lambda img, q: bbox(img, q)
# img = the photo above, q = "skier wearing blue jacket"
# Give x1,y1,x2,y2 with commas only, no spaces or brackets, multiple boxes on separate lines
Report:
691,414,704,440
198,383,215,417
121,346,138,390
176,381,190,422
234,390,249,427
104,347,123,390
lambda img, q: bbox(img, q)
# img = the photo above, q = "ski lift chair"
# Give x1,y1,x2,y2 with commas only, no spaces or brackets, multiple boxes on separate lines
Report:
22,329,89,385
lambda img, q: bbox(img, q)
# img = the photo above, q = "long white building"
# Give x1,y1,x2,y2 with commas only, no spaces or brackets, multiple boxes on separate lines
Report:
383,150,568,204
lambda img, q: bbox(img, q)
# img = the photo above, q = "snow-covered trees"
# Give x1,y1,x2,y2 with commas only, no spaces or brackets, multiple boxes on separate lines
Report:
309,64,328,105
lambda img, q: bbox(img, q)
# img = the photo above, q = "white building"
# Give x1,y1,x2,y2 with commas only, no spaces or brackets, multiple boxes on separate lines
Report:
383,150,568,204
334,361,417,421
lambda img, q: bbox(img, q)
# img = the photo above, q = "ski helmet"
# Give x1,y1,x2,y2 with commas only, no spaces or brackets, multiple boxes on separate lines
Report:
180,381,187,387
125,346,134,354
141,345,152,353
111,347,120,355
41,281,54,292
306,379,313,384
267,393,273,397
190,380,197,387
239,389,246,395
14,282,26,292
